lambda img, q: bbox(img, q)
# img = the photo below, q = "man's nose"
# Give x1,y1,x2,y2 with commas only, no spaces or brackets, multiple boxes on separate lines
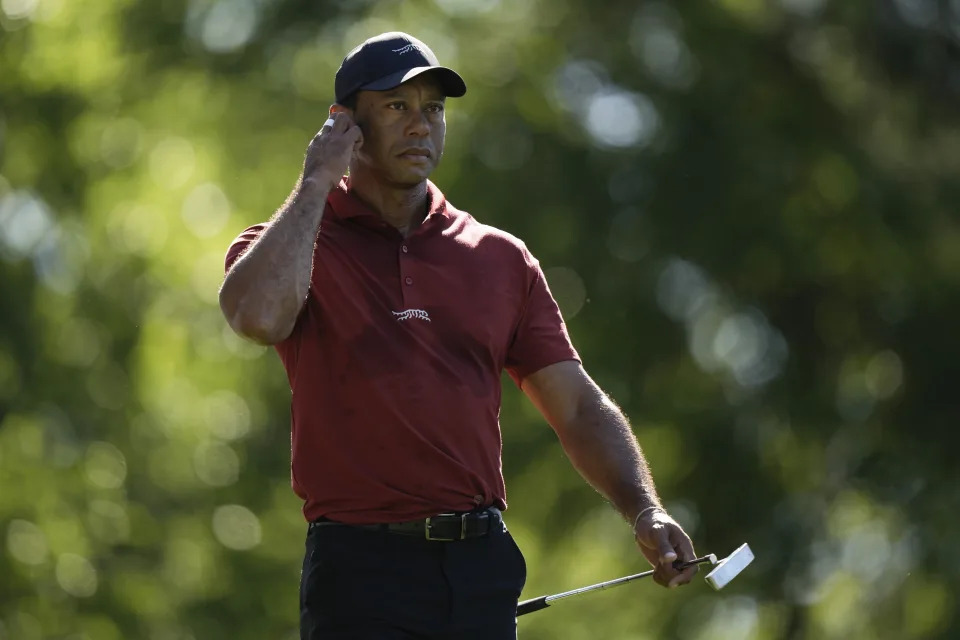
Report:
406,110,431,136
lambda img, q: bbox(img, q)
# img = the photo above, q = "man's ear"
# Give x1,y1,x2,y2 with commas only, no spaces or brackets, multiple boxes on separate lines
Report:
329,104,353,117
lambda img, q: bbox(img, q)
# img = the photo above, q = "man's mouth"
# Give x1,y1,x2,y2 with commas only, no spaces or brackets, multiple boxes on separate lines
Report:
399,148,431,159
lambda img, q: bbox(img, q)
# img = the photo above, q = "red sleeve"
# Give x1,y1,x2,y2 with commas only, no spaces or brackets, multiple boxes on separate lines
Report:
505,258,581,386
224,224,268,273
222,222,304,372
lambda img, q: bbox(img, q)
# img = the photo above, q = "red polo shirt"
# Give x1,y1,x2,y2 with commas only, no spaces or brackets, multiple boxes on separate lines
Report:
225,179,579,524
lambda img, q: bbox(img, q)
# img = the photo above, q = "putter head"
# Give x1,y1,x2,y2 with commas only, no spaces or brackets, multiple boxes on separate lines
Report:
704,543,754,590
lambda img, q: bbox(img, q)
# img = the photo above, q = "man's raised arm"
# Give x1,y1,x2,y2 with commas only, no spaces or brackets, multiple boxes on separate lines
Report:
218,112,362,345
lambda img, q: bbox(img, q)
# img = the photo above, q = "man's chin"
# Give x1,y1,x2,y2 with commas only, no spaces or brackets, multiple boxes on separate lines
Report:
388,166,435,187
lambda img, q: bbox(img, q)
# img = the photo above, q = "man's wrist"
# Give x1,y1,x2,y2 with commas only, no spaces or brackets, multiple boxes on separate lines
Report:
296,175,336,212
301,172,338,196
631,504,666,531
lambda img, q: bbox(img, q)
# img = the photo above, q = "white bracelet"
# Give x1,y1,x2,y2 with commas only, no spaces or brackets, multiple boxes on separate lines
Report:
632,505,664,531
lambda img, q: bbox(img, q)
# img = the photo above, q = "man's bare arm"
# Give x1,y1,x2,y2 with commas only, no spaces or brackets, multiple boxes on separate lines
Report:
521,360,698,587
522,361,661,521
219,112,362,344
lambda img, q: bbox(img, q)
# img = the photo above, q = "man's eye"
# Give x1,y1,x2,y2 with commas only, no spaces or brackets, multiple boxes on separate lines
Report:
388,102,406,110
426,104,444,114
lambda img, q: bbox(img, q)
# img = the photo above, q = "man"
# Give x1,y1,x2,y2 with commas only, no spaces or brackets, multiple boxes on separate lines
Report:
219,32,697,640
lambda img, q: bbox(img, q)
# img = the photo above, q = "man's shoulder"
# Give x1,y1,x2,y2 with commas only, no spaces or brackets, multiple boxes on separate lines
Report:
445,203,531,259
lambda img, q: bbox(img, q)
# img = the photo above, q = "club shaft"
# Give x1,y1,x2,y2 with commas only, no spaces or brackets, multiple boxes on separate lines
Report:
516,554,715,617
544,569,654,604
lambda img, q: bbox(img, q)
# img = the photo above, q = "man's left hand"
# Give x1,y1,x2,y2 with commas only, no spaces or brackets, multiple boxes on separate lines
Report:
633,508,698,588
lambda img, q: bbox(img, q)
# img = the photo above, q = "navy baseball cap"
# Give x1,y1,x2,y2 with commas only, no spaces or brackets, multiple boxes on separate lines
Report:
334,32,467,104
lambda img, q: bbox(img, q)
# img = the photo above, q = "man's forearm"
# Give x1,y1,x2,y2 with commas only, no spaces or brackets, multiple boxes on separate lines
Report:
554,389,663,524
219,177,332,344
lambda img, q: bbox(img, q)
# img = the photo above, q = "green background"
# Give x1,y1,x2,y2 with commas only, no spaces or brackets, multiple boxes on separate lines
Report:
2,0,958,638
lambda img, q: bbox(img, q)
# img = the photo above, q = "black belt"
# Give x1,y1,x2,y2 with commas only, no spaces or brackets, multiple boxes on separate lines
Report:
309,507,501,541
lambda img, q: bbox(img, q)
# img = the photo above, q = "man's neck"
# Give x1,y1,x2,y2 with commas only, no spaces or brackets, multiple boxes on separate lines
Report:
347,173,429,237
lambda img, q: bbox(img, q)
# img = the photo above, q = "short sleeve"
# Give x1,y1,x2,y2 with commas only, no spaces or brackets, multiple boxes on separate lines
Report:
222,221,304,368
504,260,580,386
224,224,268,273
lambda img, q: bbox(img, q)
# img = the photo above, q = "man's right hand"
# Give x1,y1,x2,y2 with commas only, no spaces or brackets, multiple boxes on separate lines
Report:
302,111,364,189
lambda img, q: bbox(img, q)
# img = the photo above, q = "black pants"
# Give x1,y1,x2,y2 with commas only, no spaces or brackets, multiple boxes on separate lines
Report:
299,516,526,639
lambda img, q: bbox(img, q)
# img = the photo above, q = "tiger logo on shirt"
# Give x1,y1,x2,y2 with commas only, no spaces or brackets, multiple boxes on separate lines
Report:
392,309,431,322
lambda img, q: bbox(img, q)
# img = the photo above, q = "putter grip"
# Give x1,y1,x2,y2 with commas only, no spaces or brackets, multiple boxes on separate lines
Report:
516,596,549,616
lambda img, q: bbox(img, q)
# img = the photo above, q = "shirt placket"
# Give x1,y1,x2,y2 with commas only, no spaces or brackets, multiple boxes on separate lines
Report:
399,216,440,307
397,214,441,307
399,237,415,307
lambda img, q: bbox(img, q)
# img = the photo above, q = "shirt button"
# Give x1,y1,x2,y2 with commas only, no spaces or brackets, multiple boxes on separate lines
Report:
405,277,413,285
473,495,484,504
401,245,409,253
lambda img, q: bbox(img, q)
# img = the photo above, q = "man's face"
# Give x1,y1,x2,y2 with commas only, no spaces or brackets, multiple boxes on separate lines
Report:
350,74,446,187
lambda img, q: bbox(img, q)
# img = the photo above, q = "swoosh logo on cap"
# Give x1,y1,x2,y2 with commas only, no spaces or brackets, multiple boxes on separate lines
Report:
392,44,424,56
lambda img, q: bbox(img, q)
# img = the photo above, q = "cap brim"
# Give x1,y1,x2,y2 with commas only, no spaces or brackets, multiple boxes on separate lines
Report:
360,66,467,98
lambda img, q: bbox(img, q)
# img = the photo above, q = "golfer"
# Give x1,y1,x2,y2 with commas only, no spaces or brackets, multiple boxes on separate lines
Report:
219,31,697,640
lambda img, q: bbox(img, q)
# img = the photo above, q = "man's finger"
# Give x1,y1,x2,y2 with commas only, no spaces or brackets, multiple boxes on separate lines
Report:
666,527,698,587
668,562,698,588
671,527,696,565
333,111,356,131
650,526,675,562
313,118,337,142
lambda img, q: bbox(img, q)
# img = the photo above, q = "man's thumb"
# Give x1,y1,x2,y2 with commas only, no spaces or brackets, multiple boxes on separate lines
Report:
658,536,677,564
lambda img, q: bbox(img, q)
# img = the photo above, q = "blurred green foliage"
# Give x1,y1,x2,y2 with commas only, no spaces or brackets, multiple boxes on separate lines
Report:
2,0,959,638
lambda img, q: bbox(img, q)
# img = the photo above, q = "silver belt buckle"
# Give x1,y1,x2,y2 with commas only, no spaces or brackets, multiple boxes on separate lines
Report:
424,513,466,541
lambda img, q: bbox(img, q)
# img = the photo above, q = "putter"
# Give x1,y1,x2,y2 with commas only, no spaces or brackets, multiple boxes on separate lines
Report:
516,543,754,617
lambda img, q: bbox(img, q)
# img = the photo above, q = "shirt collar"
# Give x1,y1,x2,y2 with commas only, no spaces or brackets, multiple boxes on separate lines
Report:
327,178,449,221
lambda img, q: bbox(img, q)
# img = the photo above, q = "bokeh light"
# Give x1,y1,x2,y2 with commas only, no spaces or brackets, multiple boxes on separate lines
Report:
211,505,262,551
55,553,98,598
6,520,48,566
